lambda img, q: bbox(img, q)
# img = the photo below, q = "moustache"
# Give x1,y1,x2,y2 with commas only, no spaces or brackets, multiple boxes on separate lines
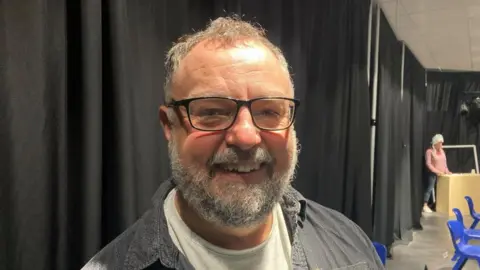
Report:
208,147,274,167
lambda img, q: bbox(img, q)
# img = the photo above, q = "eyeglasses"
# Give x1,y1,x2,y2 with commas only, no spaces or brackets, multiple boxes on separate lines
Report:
167,97,300,131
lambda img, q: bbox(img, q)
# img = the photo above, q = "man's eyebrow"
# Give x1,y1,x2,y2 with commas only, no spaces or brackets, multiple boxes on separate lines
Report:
186,88,290,99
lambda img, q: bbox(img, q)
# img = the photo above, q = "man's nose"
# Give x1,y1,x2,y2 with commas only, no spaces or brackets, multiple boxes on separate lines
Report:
225,107,261,150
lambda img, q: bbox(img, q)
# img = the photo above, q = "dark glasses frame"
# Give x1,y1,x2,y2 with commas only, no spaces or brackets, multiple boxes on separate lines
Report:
167,96,300,131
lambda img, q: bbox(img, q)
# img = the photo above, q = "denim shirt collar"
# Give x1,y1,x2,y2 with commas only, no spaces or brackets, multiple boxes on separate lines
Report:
124,179,308,269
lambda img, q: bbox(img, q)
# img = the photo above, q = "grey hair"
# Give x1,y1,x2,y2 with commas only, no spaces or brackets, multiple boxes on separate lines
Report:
163,16,293,102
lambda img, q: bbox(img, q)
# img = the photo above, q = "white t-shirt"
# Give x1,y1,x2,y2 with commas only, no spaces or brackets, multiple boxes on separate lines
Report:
164,189,292,270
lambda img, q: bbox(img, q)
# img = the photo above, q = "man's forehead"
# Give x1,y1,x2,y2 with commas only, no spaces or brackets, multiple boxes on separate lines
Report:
170,39,292,98
180,40,278,70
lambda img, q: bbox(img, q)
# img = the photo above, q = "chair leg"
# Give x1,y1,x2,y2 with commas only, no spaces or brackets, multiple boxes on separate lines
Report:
452,252,459,261
453,257,467,270
470,219,479,229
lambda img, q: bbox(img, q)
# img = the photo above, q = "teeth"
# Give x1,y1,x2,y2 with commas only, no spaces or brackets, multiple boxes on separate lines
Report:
223,164,261,173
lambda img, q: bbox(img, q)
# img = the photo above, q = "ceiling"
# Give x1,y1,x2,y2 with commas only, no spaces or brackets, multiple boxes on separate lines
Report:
378,0,480,71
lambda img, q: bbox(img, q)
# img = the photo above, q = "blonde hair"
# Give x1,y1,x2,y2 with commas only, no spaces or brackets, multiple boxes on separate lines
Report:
163,16,292,102
431,134,444,155
431,134,444,146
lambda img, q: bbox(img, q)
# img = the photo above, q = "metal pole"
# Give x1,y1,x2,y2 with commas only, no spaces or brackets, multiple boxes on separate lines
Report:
367,0,373,85
474,146,479,174
443,145,478,148
401,42,405,102
442,145,480,174
370,3,381,205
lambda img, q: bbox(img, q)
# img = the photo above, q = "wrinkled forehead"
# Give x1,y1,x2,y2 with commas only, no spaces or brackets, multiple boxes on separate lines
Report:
182,39,282,67
170,40,293,99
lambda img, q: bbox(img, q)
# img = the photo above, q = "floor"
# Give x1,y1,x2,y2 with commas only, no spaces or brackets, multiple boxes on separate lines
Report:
386,212,479,270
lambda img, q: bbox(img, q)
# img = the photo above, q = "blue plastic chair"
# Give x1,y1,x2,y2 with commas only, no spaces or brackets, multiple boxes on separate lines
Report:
372,242,387,265
451,208,480,261
446,220,480,269
452,208,480,240
464,196,480,229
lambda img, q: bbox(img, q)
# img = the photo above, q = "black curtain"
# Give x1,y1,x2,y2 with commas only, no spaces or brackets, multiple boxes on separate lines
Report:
404,48,427,230
425,71,480,173
289,0,373,234
0,0,373,269
372,11,403,248
392,43,413,243
372,9,427,251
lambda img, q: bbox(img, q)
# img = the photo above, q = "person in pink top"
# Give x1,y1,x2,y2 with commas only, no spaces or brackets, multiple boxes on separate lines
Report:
424,134,452,213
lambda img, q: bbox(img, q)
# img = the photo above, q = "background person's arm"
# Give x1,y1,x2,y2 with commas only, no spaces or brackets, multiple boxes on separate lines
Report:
445,164,452,174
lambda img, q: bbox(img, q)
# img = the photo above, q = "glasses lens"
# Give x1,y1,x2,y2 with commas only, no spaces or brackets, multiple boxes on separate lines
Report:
188,98,237,130
251,98,295,130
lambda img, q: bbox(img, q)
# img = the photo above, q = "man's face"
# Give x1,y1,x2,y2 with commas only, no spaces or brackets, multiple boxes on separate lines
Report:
160,40,299,227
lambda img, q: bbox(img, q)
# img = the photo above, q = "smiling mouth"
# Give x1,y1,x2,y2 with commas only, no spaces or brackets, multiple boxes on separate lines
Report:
214,163,266,174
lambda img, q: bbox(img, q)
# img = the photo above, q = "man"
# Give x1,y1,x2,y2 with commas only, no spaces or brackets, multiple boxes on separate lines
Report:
83,16,383,270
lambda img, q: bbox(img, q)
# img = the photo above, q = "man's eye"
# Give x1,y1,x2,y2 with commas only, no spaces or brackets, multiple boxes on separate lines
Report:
197,109,231,116
255,110,280,116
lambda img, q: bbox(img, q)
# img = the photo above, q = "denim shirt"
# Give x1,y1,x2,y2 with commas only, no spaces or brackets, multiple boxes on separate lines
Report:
82,179,384,270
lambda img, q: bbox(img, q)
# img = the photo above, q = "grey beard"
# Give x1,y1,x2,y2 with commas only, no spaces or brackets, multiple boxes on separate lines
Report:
168,135,299,228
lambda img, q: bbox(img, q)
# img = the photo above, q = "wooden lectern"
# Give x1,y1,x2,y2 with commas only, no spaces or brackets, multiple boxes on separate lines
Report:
436,173,480,216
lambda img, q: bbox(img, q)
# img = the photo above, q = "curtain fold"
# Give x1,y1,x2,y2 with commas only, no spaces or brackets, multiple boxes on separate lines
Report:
393,43,413,243
0,0,68,268
372,12,416,249
372,9,427,252
405,47,427,230
288,0,373,234
372,12,403,248
0,1,373,269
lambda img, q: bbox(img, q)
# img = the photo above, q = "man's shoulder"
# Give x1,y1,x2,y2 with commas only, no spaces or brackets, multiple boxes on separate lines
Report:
304,198,362,231
303,199,368,242
81,219,140,270
82,181,179,270
81,209,162,270
301,199,383,268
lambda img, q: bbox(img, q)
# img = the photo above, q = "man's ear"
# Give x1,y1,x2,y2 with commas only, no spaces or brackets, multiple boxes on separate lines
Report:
159,106,173,141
